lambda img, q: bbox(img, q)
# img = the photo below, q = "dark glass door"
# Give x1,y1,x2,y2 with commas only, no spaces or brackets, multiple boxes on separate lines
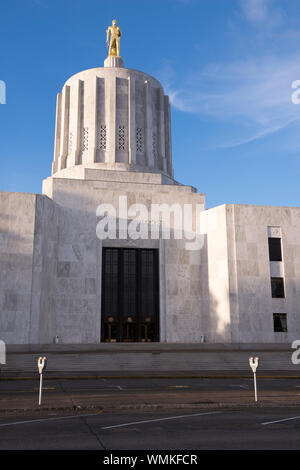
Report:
101,248,159,342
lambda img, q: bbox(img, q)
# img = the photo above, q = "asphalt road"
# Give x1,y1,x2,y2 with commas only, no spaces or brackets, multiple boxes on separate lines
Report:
0,377,300,450
0,407,300,450
1,376,300,407
0,376,299,393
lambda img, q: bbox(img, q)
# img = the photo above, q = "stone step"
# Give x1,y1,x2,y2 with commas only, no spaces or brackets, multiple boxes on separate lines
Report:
1,347,299,375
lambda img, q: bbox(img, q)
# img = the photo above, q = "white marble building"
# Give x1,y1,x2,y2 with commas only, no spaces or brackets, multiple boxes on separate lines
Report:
0,52,299,346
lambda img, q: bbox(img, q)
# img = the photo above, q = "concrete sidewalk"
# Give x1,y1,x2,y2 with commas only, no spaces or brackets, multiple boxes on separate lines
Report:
2,371,300,380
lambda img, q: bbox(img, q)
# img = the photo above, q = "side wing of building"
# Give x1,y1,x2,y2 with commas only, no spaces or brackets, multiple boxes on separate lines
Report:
201,204,300,343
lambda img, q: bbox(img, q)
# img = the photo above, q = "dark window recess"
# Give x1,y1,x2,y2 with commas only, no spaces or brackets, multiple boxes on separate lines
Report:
268,237,282,261
271,277,285,298
273,313,288,332
101,248,159,343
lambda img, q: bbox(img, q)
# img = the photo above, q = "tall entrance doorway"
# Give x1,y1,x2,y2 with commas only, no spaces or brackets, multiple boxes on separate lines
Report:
101,248,160,342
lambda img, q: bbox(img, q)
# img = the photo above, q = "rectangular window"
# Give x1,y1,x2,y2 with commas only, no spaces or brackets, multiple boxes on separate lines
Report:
268,237,282,261
273,313,287,332
271,277,285,298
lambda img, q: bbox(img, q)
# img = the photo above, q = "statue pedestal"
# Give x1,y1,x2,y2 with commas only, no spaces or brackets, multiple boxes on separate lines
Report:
104,56,124,68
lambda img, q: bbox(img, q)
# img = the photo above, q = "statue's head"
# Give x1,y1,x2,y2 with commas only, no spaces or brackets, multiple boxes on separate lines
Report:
112,19,117,26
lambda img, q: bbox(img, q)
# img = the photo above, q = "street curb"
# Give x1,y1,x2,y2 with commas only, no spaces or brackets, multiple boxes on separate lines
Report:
1,400,300,417
1,374,300,380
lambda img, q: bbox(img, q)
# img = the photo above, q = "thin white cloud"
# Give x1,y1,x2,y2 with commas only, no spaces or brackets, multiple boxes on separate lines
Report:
156,0,300,149
167,54,300,117
240,0,270,23
219,119,298,149
239,0,283,29
159,53,300,147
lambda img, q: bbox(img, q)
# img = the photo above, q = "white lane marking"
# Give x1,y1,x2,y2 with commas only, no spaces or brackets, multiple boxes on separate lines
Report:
33,387,55,391
0,413,101,428
168,385,189,389
262,415,300,426
228,385,249,390
101,411,221,430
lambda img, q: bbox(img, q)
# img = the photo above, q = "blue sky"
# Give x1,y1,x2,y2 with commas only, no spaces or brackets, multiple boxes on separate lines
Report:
0,0,300,208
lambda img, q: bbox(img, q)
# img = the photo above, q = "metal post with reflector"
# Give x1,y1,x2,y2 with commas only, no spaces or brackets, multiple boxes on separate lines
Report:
249,356,259,402
37,356,47,406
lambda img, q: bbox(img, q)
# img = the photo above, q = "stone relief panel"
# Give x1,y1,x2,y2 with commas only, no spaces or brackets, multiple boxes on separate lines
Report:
69,132,73,154
80,126,89,152
118,125,126,151
268,226,282,238
97,124,107,151
136,127,143,153
152,132,157,162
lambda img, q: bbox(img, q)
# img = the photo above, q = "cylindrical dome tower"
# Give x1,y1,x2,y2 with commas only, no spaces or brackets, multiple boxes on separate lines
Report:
52,55,173,179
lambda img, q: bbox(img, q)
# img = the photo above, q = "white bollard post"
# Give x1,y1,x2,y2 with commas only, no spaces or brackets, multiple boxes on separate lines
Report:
253,371,257,402
249,357,259,402
37,356,47,406
39,373,43,406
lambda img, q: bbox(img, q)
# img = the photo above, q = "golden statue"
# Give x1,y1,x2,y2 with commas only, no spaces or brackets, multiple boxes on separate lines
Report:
106,19,122,57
